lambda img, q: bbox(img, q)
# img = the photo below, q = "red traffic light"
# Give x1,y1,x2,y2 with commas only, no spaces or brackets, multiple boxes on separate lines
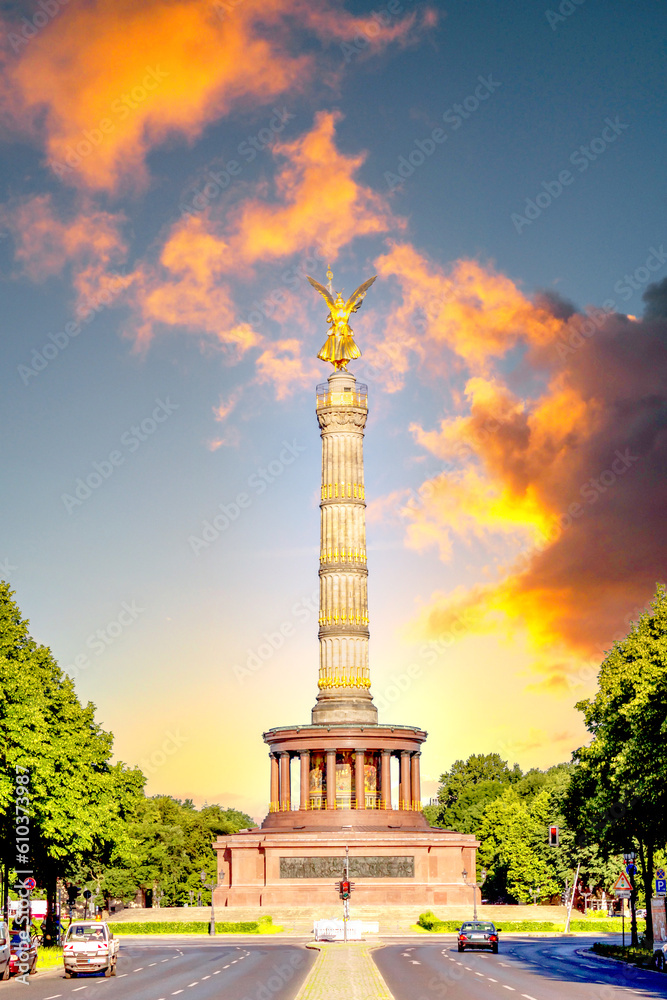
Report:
549,825,559,846
340,880,351,899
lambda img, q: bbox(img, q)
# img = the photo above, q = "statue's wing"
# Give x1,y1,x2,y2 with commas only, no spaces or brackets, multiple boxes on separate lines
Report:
345,275,377,312
307,275,335,309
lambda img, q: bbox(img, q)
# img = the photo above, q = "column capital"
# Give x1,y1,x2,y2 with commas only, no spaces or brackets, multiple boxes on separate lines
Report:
299,749,310,757
381,748,392,757
354,748,366,755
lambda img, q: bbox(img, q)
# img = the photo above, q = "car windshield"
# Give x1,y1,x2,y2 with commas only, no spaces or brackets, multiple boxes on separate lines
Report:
66,925,106,941
462,922,495,931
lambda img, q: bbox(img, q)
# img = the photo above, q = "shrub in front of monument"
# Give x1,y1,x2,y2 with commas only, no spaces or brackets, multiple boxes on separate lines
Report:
416,912,643,934
111,916,281,934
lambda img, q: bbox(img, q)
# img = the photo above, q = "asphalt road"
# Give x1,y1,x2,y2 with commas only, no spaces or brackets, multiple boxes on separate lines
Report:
0,940,315,1000
374,936,667,1000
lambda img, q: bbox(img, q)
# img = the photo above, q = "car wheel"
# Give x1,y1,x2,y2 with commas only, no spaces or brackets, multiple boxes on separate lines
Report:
656,952,665,972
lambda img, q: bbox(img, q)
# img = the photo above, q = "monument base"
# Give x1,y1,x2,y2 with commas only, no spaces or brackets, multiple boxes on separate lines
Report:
213,826,480,908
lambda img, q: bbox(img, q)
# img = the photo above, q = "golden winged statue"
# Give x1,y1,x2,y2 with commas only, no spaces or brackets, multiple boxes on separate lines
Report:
307,268,377,369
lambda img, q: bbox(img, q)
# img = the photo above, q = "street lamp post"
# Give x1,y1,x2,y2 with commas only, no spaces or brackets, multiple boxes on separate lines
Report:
623,851,638,948
462,868,478,920
200,871,216,936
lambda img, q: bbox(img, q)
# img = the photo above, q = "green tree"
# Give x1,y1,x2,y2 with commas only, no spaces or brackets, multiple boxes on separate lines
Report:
565,584,667,943
0,583,143,933
478,786,561,903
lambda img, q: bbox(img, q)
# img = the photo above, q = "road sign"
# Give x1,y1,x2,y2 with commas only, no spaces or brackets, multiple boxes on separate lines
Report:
657,868,665,879
616,890,632,899
656,878,667,895
612,872,633,893
23,877,36,890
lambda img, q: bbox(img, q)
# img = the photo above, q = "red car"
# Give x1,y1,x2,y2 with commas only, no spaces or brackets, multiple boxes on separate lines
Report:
8,932,38,976
457,920,501,953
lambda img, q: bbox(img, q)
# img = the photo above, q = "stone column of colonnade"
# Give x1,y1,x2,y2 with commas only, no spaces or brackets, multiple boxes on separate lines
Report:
311,369,378,725
269,748,423,811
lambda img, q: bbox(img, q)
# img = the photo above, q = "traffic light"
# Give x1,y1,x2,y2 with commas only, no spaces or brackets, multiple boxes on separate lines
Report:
66,885,81,905
548,825,559,847
338,879,355,899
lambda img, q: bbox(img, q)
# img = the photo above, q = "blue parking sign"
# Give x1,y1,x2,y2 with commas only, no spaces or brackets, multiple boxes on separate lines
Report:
656,878,667,895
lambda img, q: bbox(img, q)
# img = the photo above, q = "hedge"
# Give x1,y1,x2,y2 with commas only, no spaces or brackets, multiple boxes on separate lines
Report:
111,916,277,935
417,911,646,934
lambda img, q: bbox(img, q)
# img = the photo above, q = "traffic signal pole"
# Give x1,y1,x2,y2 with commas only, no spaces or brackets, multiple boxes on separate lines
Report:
344,846,349,944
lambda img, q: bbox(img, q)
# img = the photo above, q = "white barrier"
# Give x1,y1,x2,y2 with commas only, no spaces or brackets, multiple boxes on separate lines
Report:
313,919,379,940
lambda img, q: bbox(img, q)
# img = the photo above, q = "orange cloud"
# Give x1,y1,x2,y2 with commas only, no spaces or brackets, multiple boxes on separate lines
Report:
368,243,565,387
392,265,667,682
127,112,398,366
0,194,132,306
255,337,320,400
231,111,399,264
2,0,432,192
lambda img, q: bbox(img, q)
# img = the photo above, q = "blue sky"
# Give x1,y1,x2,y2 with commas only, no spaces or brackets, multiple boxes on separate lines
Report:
1,0,666,818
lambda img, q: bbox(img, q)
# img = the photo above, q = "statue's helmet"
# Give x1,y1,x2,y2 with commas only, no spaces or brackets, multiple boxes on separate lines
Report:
335,292,344,305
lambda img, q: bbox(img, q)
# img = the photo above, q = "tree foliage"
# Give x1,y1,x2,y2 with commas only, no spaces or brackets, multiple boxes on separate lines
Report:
0,582,254,914
565,583,667,941
0,582,144,917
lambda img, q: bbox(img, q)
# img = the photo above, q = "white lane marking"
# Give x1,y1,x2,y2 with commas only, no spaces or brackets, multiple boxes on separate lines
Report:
223,964,230,969
161,958,169,963
201,975,210,980
133,967,144,971
465,966,472,970
475,971,484,976
148,962,157,966
45,995,63,998
213,970,221,974
499,962,511,967
488,978,498,983
186,983,199,988
522,995,539,1000
172,992,184,996
409,960,421,964
502,988,515,992
73,989,88,993
118,973,128,978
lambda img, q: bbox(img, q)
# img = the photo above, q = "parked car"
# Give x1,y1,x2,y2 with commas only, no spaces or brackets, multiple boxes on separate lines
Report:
0,923,10,980
654,942,667,972
457,920,501,953
8,932,38,976
63,922,119,978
